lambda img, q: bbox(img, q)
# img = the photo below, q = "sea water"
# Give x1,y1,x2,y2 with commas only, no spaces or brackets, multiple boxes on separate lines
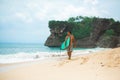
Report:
0,43,108,64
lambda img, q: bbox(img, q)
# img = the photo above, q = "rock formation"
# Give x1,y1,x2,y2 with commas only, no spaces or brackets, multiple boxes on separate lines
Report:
45,18,120,48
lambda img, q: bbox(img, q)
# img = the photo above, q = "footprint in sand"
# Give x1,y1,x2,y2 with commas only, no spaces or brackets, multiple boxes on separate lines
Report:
54,57,89,66
80,57,89,65
100,62,104,67
57,57,80,66
58,60,70,66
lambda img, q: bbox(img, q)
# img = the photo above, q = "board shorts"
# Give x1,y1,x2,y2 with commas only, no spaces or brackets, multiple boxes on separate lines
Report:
67,45,73,52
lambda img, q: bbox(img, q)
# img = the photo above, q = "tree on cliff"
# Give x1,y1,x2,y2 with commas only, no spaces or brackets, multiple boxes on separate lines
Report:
45,16,120,48
48,16,96,40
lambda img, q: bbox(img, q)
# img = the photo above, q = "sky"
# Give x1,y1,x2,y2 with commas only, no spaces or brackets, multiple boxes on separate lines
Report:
0,0,120,43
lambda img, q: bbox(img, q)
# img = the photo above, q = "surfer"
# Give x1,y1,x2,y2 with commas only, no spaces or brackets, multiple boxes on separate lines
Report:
65,31,75,60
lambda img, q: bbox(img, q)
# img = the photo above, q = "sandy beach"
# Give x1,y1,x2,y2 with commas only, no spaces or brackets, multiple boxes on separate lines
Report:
0,48,120,80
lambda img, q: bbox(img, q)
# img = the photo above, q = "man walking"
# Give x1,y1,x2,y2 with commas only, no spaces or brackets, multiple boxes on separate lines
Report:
65,31,75,60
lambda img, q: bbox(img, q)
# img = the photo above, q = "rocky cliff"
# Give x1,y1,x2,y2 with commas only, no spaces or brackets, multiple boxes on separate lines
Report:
45,17,120,48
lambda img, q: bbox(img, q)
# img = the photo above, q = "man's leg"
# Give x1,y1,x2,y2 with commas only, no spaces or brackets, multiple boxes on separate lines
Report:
67,51,72,60
67,46,72,60
69,51,72,60
67,52,69,59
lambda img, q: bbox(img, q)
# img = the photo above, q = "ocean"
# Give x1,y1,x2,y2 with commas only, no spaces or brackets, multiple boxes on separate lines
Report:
0,43,107,64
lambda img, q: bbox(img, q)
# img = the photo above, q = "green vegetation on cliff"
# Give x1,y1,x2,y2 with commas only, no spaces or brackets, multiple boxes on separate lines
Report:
49,16,96,41
104,29,116,37
45,16,120,48
48,16,120,43
69,16,94,39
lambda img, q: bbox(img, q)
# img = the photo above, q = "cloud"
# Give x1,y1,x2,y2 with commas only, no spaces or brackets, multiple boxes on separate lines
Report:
26,2,39,10
1,0,120,23
46,4,103,20
33,0,102,20
15,12,33,23
0,0,112,22
15,12,26,20
12,0,107,22
84,0,98,5
0,0,120,43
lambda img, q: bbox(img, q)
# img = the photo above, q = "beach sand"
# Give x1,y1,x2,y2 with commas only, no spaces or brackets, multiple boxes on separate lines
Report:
0,47,120,80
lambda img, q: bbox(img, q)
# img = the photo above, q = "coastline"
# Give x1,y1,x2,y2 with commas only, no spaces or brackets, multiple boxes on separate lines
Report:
0,47,120,80
0,47,108,64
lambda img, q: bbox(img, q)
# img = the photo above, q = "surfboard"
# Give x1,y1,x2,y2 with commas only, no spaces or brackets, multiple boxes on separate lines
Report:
61,37,70,50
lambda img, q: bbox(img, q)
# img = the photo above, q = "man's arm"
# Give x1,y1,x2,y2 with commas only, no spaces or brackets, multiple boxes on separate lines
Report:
70,36,73,47
73,35,76,48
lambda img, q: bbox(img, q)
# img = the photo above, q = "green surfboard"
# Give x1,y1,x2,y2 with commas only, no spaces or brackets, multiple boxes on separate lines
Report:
61,37,70,50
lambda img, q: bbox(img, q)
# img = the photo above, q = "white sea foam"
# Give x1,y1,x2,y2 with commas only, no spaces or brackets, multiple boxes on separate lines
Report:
0,51,64,64
0,47,109,64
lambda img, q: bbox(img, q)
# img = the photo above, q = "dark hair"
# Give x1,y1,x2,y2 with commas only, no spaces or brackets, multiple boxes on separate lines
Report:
68,31,72,34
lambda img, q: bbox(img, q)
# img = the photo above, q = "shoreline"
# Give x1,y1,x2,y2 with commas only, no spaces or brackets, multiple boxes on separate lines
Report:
0,47,120,80
0,47,109,64
0,48,113,72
